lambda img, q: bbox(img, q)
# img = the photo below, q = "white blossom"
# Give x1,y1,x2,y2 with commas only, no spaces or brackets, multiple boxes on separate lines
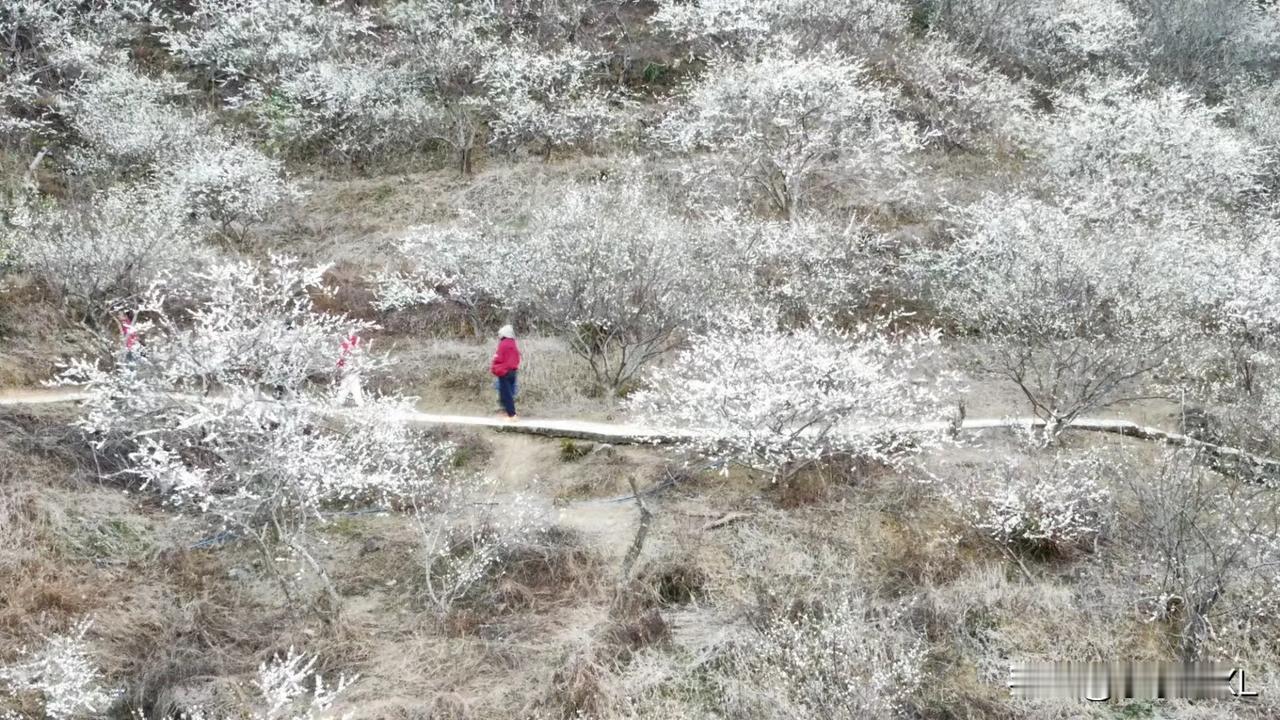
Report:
479,41,629,156
720,596,924,719
628,317,947,479
0,620,115,720
658,45,921,217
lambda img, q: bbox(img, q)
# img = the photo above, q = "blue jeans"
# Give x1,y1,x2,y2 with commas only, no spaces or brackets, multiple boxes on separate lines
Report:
496,370,518,417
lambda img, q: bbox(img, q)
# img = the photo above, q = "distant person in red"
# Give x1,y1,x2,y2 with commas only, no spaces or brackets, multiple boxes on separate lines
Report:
334,331,365,406
490,324,521,421
120,311,140,364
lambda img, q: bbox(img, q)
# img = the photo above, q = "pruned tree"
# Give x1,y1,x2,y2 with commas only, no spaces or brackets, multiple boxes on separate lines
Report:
925,195,1190,439
658,45,921,218
627,317,947,481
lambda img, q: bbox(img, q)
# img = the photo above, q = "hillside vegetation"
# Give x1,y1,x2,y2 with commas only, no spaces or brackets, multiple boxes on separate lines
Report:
3,0,1280,718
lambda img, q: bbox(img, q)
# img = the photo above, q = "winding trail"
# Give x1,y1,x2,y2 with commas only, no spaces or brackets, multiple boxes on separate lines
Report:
3,386,1278,476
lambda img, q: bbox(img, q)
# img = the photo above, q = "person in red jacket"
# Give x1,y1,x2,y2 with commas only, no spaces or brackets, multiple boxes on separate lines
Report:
120,311,140,363
334,331,366,406
491,324,521,421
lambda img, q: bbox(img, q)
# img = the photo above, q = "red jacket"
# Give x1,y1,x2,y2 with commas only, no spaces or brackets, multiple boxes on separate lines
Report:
491,337,520,377
337,333,360,369
121,316,138,350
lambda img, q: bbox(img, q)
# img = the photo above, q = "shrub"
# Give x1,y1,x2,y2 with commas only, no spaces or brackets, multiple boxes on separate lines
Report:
719,596,925,719
0,620,114,720
939,449,1116,557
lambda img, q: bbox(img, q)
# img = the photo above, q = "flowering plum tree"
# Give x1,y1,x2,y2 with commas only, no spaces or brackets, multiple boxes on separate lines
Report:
252,57,437,165
62,58,195,172
926,195,1192,438
59,258,454,607
627,318,946,480
710,212,891,326
155,0,374,90
924,0,1139,82
650,0,908,56
373,217,513,334
1130,0,1280,89
10,183,205,312
479,41,628,159
61,56,292,234
381,177,749,389
1037,77,1264,217
658,46,921,218
884,38,1032,153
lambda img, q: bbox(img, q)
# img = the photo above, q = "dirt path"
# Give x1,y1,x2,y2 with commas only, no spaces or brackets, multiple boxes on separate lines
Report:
3,385,1278,476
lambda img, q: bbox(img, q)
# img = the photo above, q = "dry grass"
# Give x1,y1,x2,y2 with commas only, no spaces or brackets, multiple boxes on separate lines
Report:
0,276,100,388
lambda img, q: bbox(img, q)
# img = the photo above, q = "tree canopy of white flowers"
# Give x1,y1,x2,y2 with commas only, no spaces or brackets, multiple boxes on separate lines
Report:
925,195,1200,435
373,216,512,331
62,57,195,171
650,0,908,55
380,176,752,389
383,0,502,174
478,41,628,158
708,211,893,326
627,318,947,479
925,0,1139,82
1129,0,1280,89
250,56,438,164
155,0,375,88
659,45,921,217
885,38,1033,153
1036,77,1264,217
62,55,294,229
10,183,206,312
58,258,454,601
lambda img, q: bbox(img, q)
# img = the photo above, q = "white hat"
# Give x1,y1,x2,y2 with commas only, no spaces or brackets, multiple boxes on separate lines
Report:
498,324,515,339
